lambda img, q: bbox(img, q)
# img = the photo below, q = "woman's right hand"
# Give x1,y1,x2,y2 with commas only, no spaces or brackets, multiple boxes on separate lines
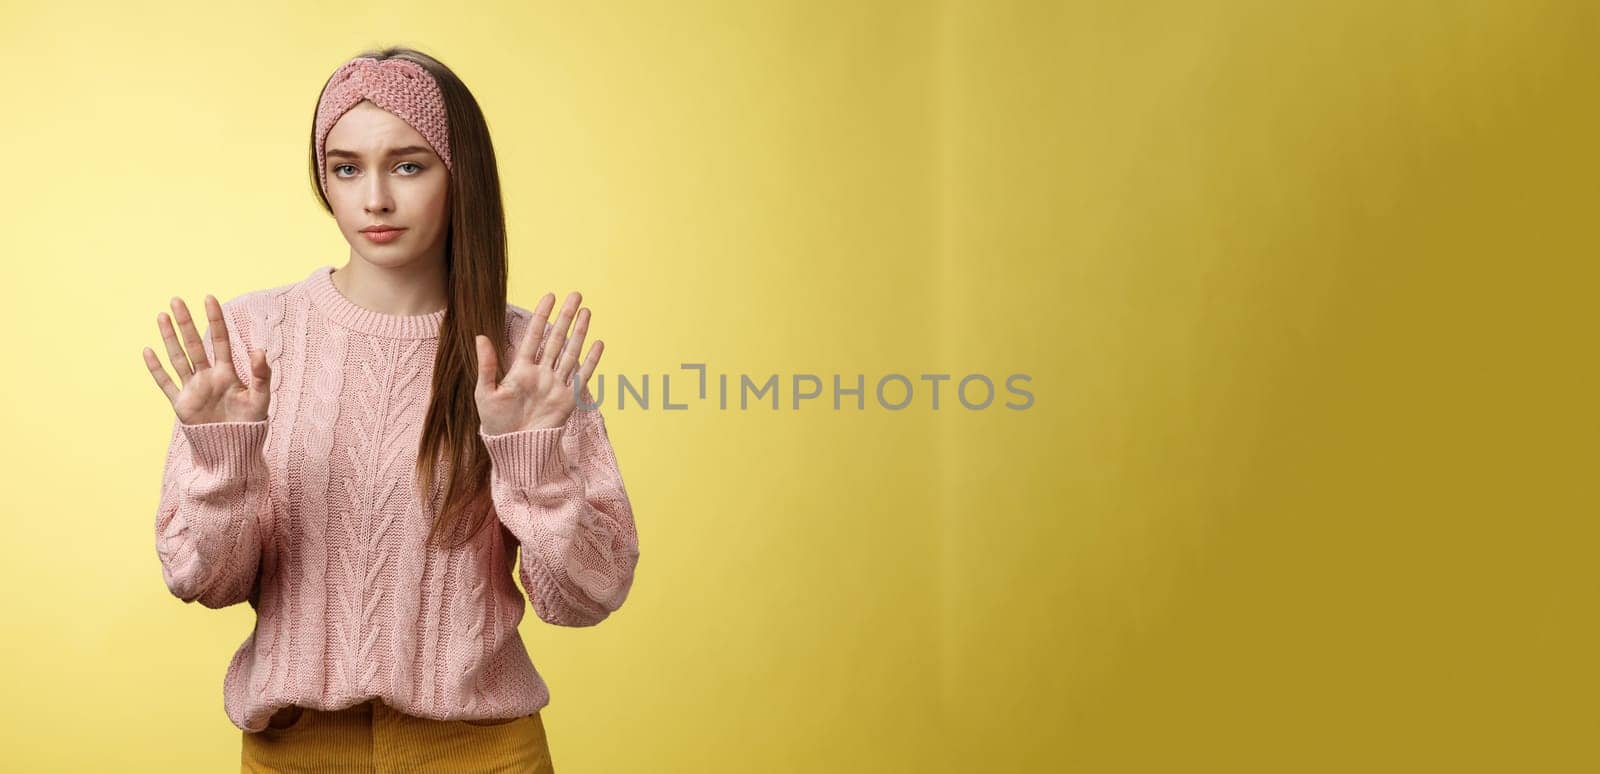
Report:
143,294,272,425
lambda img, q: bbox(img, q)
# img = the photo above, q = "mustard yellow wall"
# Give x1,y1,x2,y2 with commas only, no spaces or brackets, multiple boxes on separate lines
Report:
0,1,1592,771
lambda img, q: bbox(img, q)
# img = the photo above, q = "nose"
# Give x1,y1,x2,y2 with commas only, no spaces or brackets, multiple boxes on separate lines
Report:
363,175,394,215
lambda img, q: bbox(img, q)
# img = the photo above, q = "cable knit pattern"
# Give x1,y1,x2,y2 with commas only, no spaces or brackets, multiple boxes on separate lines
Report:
152,264,640,733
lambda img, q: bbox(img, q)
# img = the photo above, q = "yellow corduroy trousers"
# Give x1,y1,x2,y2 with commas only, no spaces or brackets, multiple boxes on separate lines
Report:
240,698,555,773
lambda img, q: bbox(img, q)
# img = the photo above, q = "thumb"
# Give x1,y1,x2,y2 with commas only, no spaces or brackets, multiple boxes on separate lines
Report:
249,348,271,392
475,335,499,392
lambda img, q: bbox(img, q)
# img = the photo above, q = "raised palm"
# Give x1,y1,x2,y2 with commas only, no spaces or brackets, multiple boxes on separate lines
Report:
475,291,605,435
143,294,272,425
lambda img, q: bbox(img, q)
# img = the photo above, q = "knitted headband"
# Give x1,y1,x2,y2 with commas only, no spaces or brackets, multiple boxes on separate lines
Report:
314,56,453,195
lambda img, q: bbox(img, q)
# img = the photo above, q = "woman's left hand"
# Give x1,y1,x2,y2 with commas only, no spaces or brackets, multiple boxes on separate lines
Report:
475,291,604,435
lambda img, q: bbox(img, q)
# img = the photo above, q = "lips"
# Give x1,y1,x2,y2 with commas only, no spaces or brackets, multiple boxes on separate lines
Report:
361,226,407,244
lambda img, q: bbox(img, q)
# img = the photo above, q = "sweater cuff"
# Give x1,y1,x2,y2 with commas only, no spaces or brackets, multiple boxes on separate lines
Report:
480,424,567,489
179,420,268,477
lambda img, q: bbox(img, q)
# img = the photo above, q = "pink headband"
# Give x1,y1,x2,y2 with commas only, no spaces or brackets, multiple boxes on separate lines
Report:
314,56,452,195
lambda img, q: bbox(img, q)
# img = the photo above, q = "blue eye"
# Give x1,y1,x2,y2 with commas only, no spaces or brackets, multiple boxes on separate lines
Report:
331,161,422,178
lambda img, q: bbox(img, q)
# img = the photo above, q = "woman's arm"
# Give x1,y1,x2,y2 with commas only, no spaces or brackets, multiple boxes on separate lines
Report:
152,300,270,609
480,390,639,627
154,416,269,608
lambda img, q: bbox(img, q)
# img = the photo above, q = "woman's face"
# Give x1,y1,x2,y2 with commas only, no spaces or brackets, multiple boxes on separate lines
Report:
322,100,450,269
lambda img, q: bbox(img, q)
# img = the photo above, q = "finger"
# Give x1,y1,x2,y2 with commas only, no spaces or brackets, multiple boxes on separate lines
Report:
556,307,589,384
515,293,557,365
475,335,500,392
143,346,181,404
171,297,210,372
574,339,604,397
206,295,238,384
248,348,272,393
537,291,581,369
157,311,195,384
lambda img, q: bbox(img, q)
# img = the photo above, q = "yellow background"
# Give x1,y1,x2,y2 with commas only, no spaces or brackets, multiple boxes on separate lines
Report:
1,1,1594,771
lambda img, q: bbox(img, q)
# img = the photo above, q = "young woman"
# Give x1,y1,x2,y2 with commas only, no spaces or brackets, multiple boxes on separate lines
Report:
142,47,640,772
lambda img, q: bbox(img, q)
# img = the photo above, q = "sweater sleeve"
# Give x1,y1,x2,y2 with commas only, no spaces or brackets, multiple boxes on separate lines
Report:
154,416,270,608
479,389,640,627
152,297,271,609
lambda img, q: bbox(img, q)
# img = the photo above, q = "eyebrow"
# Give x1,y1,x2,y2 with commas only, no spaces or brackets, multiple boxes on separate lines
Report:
325,145,433,160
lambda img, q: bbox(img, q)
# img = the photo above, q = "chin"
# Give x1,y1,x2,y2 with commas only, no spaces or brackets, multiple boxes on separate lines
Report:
346,228,445,268
350,247,420,267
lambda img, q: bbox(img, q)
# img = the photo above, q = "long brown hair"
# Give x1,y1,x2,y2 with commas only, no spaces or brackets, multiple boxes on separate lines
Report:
308,45,508,550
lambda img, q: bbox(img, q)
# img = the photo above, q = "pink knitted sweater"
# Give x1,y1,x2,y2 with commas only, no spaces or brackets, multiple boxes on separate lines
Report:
154,264,639,733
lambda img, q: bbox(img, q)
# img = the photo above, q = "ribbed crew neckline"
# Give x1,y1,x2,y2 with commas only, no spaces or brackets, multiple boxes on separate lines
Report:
305,265,447,339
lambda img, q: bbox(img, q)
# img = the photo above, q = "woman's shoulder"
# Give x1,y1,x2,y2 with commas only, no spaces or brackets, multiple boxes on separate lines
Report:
215,274,306,347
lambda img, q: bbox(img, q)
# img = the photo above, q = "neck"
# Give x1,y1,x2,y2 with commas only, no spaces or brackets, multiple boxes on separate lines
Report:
332,258,448,317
